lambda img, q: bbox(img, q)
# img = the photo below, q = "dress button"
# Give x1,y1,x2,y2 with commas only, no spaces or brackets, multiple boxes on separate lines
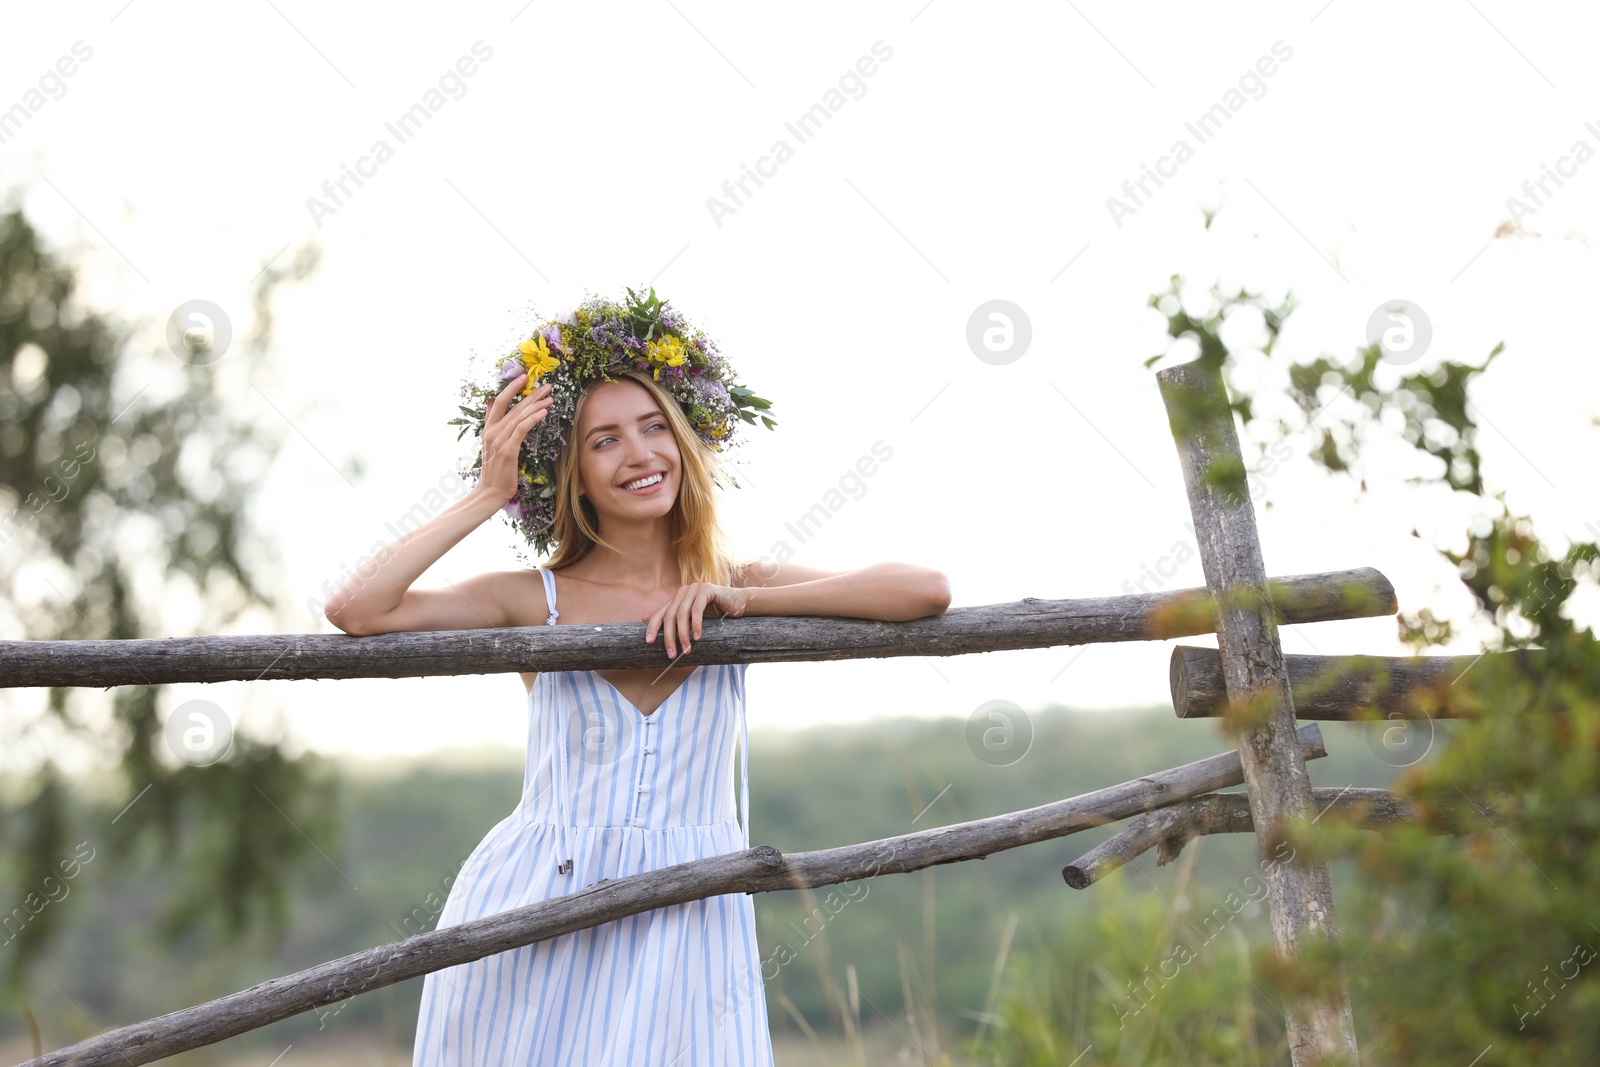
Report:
633,818,645,826
637,785,648,794
643,746,654,755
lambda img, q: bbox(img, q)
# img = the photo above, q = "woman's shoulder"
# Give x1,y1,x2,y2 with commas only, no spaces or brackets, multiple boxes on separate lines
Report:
530,563,603,620
485,566,554,628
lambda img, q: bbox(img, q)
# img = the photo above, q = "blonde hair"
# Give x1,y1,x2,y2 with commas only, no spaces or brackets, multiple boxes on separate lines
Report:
543,370,740,585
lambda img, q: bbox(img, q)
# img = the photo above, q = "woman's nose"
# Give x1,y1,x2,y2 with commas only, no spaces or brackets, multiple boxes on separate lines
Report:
623,430,654,463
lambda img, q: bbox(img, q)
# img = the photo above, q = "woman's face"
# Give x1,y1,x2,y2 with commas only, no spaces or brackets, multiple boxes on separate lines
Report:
572,379,683,527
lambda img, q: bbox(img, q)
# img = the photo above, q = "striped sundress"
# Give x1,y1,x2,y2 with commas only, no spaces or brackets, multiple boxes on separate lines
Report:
412,566,775,1065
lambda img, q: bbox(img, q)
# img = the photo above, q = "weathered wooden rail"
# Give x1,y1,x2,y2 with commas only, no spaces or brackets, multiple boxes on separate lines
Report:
1062,786,1482,889
0,568,1395,688
1169,644,1547,720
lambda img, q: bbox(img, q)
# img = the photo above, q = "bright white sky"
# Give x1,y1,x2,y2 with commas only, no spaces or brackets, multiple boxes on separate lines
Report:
3,1,1598,763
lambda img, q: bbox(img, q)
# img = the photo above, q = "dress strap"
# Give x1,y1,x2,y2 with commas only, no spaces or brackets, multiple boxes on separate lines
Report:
538,567,559,626
537,567,572,876
738,670,751,849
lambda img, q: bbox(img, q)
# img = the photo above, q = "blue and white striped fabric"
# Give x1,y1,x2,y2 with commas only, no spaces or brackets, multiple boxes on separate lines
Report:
412,567,774,1066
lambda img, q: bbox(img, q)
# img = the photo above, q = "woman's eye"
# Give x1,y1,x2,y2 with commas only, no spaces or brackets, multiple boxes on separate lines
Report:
593,424,664,448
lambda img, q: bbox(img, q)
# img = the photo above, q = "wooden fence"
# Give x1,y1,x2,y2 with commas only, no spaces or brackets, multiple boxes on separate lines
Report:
1,358,1495,1067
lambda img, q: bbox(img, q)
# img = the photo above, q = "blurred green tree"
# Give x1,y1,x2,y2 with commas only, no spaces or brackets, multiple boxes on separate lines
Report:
0,205,341,998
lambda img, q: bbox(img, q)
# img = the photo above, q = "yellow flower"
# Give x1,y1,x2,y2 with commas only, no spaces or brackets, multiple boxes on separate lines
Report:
646,334,688,372
532,472,548,485
516,336,561,396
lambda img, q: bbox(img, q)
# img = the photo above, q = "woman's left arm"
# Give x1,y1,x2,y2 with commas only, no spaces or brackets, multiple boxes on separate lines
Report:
735,561,951,622
645,562,951,659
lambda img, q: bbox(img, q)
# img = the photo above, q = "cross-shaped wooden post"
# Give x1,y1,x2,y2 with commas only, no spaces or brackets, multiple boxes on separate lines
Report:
1158,358,1361,1066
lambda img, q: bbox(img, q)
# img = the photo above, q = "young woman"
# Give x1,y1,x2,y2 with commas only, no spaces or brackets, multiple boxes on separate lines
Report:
324,293,950,1066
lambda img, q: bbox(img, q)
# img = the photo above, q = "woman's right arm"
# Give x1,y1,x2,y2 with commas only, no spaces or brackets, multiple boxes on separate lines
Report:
324,373,553,636
323,490,513,635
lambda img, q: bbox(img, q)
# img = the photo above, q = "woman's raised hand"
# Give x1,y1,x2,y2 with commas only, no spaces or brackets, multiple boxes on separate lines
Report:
476,373,554,504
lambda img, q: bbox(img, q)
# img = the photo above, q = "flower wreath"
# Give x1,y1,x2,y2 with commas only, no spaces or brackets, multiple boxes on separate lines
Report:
450,286,776,557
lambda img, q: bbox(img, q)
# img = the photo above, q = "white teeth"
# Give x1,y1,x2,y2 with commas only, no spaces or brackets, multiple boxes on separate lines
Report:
623,473,663,490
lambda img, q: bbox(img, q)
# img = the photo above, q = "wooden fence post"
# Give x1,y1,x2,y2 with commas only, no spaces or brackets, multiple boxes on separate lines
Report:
1157,359,1361,1066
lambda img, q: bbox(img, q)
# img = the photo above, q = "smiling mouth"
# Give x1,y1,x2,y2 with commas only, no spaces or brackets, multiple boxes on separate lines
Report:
621,472,665,491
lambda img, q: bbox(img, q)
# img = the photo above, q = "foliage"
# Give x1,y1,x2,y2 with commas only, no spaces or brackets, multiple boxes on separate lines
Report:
982,861,1289,1066
0,206,338,995
993,279,1600,1065
1289,367,1600,1060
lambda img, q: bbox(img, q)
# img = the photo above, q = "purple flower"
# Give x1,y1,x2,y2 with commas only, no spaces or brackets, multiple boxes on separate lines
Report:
499,358,526,384
503,496,530,522
697,376,730,404
540,322,568,353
